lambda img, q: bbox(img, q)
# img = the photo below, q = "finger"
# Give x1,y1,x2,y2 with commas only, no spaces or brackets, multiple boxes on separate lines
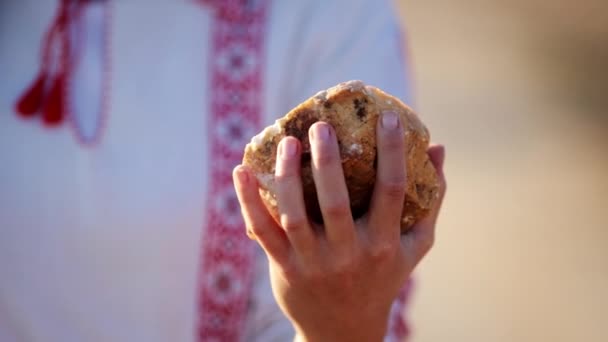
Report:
233,165,289,264
274,137,317,261
369,111,407,240
309,122,356,248
404,144,447,263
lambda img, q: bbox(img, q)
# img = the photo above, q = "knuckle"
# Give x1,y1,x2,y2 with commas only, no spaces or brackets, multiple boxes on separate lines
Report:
369,241,399,262
378,179,407,200
331,257,357,277
247,224,266,237
246,220,271,238
274,172,297,184
323,200,351,220
280,215,307,233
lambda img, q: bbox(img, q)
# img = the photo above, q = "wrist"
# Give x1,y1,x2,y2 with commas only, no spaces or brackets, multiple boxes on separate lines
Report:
295,328,384,342
292,311,389,342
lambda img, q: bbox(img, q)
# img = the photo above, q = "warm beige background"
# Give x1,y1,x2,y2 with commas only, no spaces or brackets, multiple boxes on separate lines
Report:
395,1,608,341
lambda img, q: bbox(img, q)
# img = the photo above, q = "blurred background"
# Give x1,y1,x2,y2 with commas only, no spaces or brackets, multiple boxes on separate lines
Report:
395,0,608,341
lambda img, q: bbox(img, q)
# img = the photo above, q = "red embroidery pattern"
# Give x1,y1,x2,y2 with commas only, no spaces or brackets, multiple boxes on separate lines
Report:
197,1,269,341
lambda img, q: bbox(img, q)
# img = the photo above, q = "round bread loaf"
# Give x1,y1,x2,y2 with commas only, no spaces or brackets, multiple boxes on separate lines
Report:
243,80,440,236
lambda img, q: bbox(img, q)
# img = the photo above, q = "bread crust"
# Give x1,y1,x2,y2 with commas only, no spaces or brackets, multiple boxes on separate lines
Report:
243,80,440,236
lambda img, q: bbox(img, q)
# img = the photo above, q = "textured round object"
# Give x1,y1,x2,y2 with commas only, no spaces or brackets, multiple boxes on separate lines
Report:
243,80,440,236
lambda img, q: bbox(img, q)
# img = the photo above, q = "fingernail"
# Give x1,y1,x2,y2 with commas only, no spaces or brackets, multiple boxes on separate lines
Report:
311,123,330,142
280,138,297,158
381,111,399,130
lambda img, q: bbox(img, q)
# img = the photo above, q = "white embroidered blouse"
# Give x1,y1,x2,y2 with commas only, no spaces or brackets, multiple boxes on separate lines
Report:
0,0,413,341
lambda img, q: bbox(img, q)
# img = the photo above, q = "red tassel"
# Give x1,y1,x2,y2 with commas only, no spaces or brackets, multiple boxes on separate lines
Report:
42,75,66,126
15,73,47,117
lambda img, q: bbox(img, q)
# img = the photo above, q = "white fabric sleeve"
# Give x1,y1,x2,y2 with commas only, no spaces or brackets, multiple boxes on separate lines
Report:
245,0,413,341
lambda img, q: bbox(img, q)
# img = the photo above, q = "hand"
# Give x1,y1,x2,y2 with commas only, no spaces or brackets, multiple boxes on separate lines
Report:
233,111,447,342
